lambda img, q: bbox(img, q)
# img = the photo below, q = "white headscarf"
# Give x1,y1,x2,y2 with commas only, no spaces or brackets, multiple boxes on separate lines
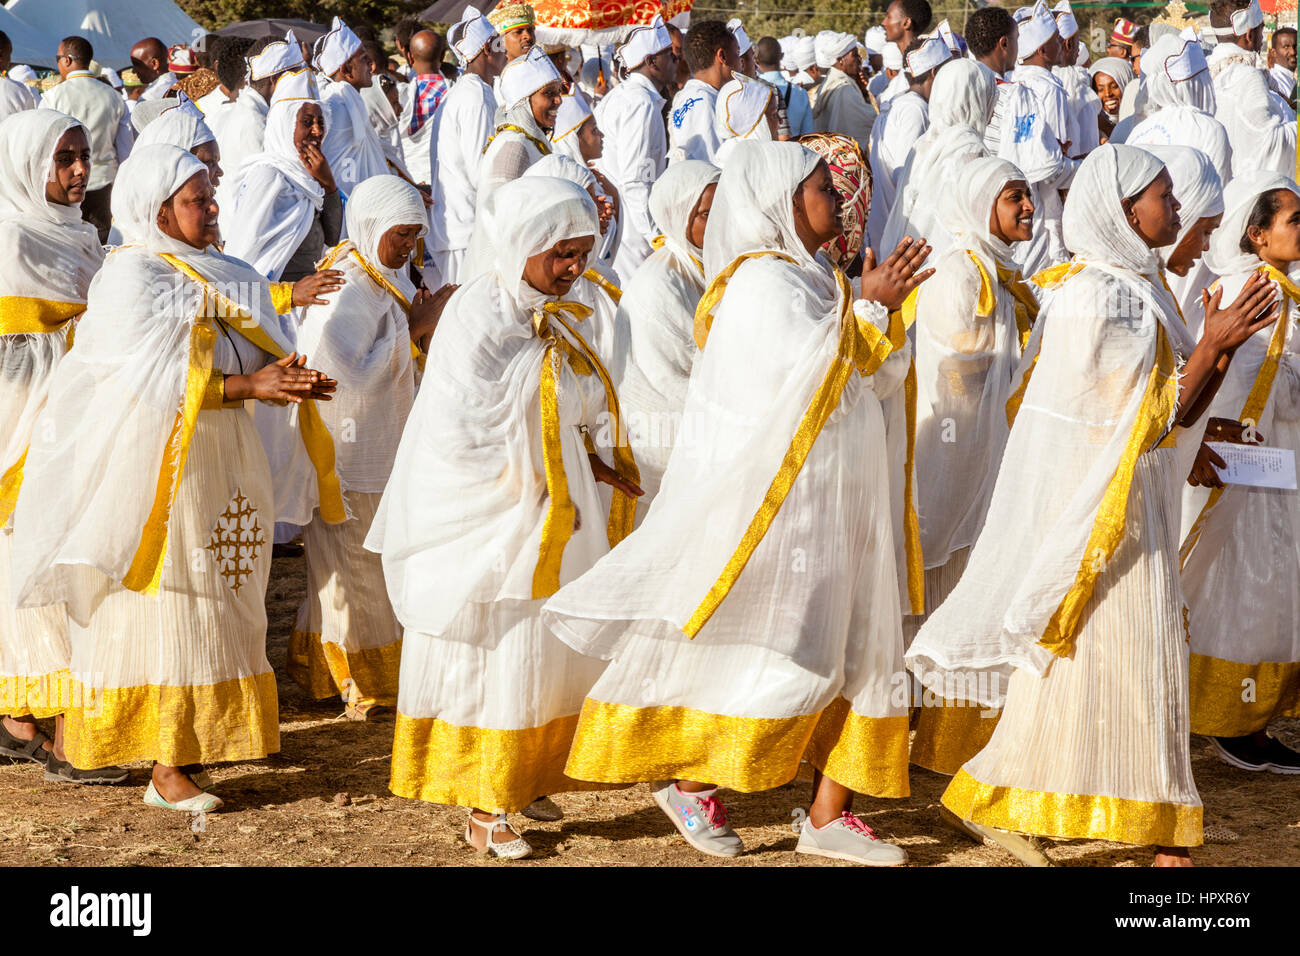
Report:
1204,171,1300,277
1140,32,1216,114
111,145,211,254
0,109,95,231
551,90,593,164
345,174,428,279
132,95,217,151
713,77,772,142
1089,57,1135,117
1137,144,1224,262
1062,143,1166,276
703,140,822,281
649,159,720,266
525,153,597,192
941,156,1024,268
222,77,326,280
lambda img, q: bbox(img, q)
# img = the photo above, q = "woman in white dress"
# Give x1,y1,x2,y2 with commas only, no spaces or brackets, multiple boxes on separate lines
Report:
476,47,565,209
9,145,343,814
1180,172,1300,773
0,109,118,783
551,91,621,270
368,176,642,860
613,159,719,513
290,175,446,719
543,141,932,866
906,157,1037,774
905,144,1281,866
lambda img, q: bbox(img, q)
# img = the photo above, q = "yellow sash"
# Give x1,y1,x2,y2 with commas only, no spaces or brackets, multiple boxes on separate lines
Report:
581,267,622,305
319,241,427,368
685,254,918,635
484,123,552,156
1180,265,1297,566
530,300,640,598
118,255,347,596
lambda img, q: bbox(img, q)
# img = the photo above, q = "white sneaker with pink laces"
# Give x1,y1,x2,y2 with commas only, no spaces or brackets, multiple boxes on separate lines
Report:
796,811,907,866
652,782,744,858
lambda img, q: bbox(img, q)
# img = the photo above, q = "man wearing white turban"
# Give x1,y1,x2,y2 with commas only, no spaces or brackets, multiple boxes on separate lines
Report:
315,17,391,199
0,109,121,784
668,20,738,165
811,30,877,154
907,144,1281,866
10,144,344,815
597,15,677,278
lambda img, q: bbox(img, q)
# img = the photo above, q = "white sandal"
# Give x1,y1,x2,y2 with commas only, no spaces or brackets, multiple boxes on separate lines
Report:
465,812,533,860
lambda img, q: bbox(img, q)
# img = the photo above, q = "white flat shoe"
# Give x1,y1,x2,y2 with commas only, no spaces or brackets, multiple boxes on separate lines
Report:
143,780,224,813
465,812,532,860
521,796,564,822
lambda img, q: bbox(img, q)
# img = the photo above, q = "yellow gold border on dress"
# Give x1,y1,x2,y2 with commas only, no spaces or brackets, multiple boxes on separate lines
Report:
532,349,575,598
1189,653,1300,737
902,360,924,614
390,711,612,812
943,768,1202,847
564,697,822,792
803,698,910,798
582,267,622,305
269,281,295,315
0,296,83,334
62,672,279,768
0,668,72,720
1037,326,1178,657
287,629,403,705
909,698,1000,776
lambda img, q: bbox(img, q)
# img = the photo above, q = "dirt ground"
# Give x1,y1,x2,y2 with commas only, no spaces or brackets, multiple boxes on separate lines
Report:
2,552,1298,868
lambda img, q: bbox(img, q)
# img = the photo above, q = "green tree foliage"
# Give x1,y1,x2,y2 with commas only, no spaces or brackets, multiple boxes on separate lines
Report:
177,0,427,34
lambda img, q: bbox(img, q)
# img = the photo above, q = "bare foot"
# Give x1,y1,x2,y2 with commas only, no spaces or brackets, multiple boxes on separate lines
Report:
152,763,204,803
1154,846,1193,867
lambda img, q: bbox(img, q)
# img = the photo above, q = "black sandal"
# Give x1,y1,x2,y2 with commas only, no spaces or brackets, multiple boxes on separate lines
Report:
0,722,53,765
43,754,129,785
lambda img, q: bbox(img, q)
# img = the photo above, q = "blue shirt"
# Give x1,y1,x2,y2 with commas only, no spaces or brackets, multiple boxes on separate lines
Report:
759,70,814,138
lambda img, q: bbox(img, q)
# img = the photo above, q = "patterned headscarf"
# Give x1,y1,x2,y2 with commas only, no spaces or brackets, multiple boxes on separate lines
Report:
797,132,871,270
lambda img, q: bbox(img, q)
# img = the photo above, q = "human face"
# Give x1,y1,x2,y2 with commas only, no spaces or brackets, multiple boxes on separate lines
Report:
1165,213,1222,276
56,44,77,80
989,180,1035,244
530,80,564,131
994,32,1020,75
503,25,535,60
1106,40,1130,60
1093,72,1122,115
45,127,91,206
686,182,716,250
1123,169,1181,249
793,161,843,253
522,234,595,296
377,223,424,268
192,140,223,189
1038,32,1063,67
836,48,862,78
1273,31,1297,70
641,45,678,92
294,102,326,150
882,2,909,44
341,48,373,88
739,48,757,78
576,116,603,162
158,171,220,249
1246,189,1300,269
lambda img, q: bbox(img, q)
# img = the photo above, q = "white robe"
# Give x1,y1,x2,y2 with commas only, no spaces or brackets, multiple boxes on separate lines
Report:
668,78,719,163
428,73,497,282
1209,45,1297,178
594,72,667,279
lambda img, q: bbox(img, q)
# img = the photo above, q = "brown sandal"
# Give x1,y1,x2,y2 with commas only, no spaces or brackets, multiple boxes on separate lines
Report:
0,723,52,765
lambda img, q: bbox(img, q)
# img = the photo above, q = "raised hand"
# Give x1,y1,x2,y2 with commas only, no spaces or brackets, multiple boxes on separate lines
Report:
299,143,337,193
858,237,935,311
292,268,345,307
1201,272,1280,355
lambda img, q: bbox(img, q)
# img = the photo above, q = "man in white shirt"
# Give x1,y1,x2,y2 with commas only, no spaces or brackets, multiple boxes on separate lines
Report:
668,20,738,163
597,15,676,279
315,17,391,198
42,34,130,241
1268,26,1297,107
1051,1,1100,155
1207,0,1297,176
811,30,876,154
1010,2,1076,159
0,31,39,121
429,5,503,286
728,18,757,77
130,37,177,101
867,36,946,255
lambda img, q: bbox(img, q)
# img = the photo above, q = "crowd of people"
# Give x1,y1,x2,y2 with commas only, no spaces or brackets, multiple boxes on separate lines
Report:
0,0,1296,868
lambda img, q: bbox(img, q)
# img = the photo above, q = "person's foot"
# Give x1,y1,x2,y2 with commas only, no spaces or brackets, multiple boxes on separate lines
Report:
43,754,129,785
652,782,744,858
796,811,908,866
1208,733,1273,772
942,807,1055,866
180,764,214,790
0,718,53,765
143,780,223,813
465,812,532,859
1260,735,1300,775
1154,846,1193,867
520,796,564,822
152,764,207,803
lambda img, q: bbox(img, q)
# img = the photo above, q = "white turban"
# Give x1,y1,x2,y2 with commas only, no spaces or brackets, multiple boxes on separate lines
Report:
1136,144,1223,260
250,31,306,81
1017,0,1059,58
553,90,594,150
648,158,720,260
1204,170,1299,276
499,46,563,110
727,18,753,56
8,64,35,85
792,35,817,70
1141,30,1214,113
132,94,216,151
865,26,888,55
882,42,904,71
110,144,210,251
906,36,950,76
315,16,363,77
345,174,428,274
452,5,498,66
617,15,672,70
815,30,857,69
1209,0,1263,37
525,153,597,192
1053,0,1079,39
936,19,962,54
1062,143,1166,275
714,77,773,140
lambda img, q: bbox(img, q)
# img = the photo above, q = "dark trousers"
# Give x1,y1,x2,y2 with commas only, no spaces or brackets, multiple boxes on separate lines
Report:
81,183,113,244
